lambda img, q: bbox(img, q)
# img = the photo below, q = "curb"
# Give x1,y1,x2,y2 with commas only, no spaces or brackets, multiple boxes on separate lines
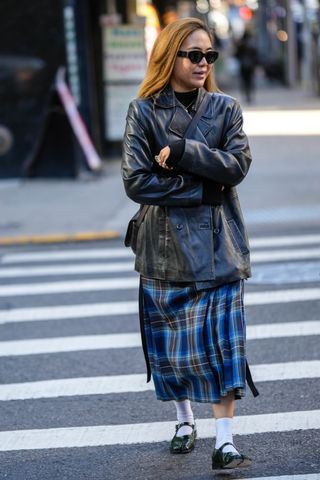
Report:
0,230,120,246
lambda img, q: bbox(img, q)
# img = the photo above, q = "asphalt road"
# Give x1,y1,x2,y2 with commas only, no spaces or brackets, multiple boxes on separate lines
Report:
0,121,320,479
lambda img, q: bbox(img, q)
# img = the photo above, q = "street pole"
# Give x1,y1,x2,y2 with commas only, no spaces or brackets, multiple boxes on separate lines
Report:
62,0,95,139
285,0,297,86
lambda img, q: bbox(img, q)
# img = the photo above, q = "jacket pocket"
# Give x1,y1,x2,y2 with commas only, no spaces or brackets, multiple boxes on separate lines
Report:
227,219,249,255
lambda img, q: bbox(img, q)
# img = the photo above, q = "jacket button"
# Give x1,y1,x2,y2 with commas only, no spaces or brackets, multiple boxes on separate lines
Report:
176,224,184,230
214,228,219,234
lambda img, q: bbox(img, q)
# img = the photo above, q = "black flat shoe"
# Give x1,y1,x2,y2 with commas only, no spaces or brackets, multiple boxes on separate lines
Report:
170,422,197,454
212,442,252,470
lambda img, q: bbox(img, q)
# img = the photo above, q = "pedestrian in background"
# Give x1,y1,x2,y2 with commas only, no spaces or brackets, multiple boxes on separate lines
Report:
235,30,258,104
122,17,259,471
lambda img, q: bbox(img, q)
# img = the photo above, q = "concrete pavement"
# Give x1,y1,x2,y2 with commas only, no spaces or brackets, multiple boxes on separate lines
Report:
1,85,319,245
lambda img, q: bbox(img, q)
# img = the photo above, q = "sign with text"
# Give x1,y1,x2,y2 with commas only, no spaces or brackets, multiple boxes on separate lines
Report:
102,24,147,141
102,25,147,82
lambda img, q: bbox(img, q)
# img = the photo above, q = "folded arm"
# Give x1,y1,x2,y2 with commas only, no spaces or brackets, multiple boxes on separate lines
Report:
122,101,203,207
177,100,252,186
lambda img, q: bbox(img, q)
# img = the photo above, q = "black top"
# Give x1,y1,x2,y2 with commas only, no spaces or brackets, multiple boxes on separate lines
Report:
175,89,198,112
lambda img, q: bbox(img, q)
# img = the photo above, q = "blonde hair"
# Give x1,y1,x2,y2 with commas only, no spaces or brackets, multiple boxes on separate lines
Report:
138,17,218,98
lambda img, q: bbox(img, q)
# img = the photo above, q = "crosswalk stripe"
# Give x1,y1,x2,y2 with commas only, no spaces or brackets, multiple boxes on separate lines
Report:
0,301,138,324
2,232,320,265
0,262,134,278
0,277,139,296
1,285,320,324
0,360,318,401
0,321,318,357
1,271,320,299
234,475,320,480
0,410,319,451
245,288,320,305
251,247,320,263
0,248,133,264
250,233,320,248
244,109,320,135
1,247,320,278
246,320,320,339
0,332,140,356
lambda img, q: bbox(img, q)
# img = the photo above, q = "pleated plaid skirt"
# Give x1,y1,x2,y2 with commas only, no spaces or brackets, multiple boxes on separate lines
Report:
141,277,247,403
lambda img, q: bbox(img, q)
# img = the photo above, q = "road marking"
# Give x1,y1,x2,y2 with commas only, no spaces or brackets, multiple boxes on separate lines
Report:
0,262,134,278
1,272,320,299
245,205,320,225
0,321,318,357
0,410,319,451
0,301,138,324
251,360,320,382
1,288,320,324
1,247,320,278
244,109,320,135
0,248,133,264
245,288,320,306
2,232,320,264
0,332,141,356
235,475,320,480
0,277,139,296
0,360,318,401
250,233,320,248
251,247,320,263
246,320,320,339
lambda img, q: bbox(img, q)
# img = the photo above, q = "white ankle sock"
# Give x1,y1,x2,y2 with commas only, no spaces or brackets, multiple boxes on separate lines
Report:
215,417,239,454
174,400,194,437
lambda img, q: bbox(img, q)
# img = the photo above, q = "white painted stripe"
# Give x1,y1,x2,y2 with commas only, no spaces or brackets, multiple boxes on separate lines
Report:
245,288,320,306
0,321,318,357
1,247,320,278
0,333,141,356
252,247,320,263
0,360,318,401
0,262,134,278
244,109,320,135
0,374,151,400
2,233,320,265
0,301,138,324
245,205,320,225
251,360,320,382
236,475,320,480
0,410,319,451
250,233,320,248
246,321,320,340
0,277,139,297
1,274,320,300
1,288,320,325
1,248,133,264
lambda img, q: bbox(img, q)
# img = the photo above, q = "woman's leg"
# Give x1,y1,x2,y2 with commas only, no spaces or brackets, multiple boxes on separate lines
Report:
212,392,239,454
212,391,234,419
174,399,194,436
170,399,197,454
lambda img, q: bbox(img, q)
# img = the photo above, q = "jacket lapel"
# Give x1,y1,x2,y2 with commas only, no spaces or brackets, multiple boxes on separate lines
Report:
155,86,213,142
168,107,191,138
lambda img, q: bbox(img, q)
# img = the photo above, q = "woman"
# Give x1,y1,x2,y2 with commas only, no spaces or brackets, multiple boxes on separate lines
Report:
122,17,258,471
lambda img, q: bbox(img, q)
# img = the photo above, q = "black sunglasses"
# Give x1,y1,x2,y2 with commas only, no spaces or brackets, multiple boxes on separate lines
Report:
177,50,219,64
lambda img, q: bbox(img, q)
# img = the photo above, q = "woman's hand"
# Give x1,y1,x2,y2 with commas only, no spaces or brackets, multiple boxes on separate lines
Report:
155,146,173,170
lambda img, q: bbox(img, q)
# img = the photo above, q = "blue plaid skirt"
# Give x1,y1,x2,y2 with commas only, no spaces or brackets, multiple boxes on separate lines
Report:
141,277,247,403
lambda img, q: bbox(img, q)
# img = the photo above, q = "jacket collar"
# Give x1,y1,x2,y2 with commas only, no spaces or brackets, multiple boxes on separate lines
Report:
153,84,207,110
153,85,211,139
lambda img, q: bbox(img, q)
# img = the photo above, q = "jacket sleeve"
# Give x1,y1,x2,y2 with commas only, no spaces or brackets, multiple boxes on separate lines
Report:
121,100,203,206
179,100,252,186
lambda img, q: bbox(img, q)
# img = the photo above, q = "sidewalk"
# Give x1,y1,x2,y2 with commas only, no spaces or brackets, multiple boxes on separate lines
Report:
1,86,319,245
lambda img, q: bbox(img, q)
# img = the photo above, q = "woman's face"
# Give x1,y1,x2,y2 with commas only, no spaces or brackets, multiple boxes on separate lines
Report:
170,29,213,92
